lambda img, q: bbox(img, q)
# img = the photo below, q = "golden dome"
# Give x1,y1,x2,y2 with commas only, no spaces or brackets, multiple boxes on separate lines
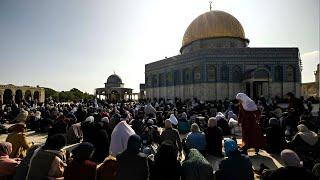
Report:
182,10,246,47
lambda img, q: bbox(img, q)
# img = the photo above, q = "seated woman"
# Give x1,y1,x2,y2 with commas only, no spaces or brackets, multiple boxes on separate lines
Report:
64,142,97,180
216,112,231,135
185,123,206,153
228,118,241,136
150,140,181,180
216,138,254,180
0,142,20,178
181,148,213,180
204,117,223,157
177,112,190,134
288,121,320,169
6,123,31,158
116,134,148,180
265,117,286,154
26,134,67,180
261,149,316,180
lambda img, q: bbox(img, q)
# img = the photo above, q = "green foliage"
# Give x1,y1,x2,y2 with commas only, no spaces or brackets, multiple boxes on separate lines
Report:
45,88,94,102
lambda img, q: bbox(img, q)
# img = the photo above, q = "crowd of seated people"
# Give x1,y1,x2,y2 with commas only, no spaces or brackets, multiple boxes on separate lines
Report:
0,93,319,180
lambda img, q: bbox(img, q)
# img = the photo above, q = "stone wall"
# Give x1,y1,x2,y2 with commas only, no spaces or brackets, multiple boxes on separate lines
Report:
0,84,45,104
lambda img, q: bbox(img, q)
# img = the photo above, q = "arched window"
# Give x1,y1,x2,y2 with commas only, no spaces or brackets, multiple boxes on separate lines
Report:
146,76,152,88
159,73,166,87
232,65,242,82
174,70,180,85
3,89,13,104
15,89,23,103
206,64,216,81
286,65,295,82
34,91,40,101
274,66,283,82
221,65,229,82
193,66,201,82
183,68,192,83
152,75,158,88
166,71,173,86
25,90,32,101
254,69,269,79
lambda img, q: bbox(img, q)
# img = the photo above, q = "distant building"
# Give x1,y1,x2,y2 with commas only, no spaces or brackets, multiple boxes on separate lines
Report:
145,10,302,101
0,84,45,104
139,84,146,99
302,64,320,98
95,74,133,101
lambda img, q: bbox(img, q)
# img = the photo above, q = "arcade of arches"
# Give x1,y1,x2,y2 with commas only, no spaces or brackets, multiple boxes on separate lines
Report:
0,84,45,105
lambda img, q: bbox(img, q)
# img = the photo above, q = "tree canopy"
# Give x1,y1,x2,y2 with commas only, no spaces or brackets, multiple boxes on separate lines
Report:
45,88,94,102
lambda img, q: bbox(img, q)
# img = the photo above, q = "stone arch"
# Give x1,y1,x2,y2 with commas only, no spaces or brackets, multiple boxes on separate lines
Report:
220,65,229,82
34,91,40,101
206,64,216,81
25,90,32,101
286,65,295,82
254,69,269,79
274,65,283,82
15,89,23,103
3,89,13,104
231,65,242,82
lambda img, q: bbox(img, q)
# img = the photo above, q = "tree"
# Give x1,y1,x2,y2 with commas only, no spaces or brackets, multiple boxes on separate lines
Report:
44,87,94,102
45,88,59,101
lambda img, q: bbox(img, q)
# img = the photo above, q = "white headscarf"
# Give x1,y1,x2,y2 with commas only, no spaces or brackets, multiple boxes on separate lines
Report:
297,124,318,146
227,111,237,121
236,93,258,111
169,114,178,125
84,116,94,123
228,118,238,128
109,121,135,156
215,112,226,121
144,103,157,117
101,117,109,124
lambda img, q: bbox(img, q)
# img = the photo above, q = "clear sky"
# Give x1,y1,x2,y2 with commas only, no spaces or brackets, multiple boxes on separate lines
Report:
0,0,319,93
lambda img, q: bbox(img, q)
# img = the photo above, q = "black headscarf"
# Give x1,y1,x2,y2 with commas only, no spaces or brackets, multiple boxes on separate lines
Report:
72,142,94,161
43,134,66,151
155,140,178,166
126,134,142,154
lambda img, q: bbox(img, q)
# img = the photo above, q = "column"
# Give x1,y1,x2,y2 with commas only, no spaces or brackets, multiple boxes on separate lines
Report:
22,90,25,101
0,90,3,104
12,90,16,103
31,91,34,101
250,81,253,98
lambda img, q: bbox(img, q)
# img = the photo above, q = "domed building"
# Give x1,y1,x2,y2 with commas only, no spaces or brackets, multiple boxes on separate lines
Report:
145,10,301,100
95,73,133,101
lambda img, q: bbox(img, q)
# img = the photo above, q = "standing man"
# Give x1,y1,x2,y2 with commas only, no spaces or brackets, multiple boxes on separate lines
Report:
236,93,265,154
